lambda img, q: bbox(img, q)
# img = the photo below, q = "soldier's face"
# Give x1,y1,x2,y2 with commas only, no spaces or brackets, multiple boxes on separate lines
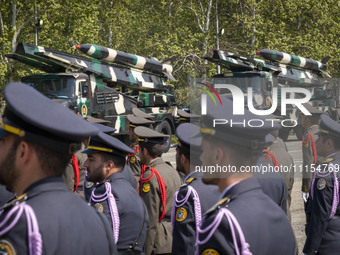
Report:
129,127,137,143
175,147,185,175
301,115,310,129
200,137,219,185
0,135,19,192
139,146,147,165
84,153,106,183
315,135,331,157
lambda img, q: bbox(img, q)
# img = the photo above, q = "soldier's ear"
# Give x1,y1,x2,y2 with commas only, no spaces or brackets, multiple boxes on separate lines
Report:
106,160,114,169
16,140,34,166
180,153,186,165
215,146,225,164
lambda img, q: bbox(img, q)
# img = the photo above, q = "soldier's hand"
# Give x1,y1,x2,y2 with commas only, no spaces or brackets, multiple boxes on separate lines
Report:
302,192,309,203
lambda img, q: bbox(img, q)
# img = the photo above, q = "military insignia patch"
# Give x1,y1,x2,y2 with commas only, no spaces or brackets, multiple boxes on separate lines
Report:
176,207,187,222
85,181,94,188
317,179,326,190
201,248,219,255
94,203,103,213
130,156,136,163
0,239,16,255
142,182,150,193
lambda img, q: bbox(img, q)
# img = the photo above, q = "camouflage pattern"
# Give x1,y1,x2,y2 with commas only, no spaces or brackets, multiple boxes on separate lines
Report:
6,42,170,92
6,42,178,144
257,49,327,71
76,44,175,81
201,49,338,139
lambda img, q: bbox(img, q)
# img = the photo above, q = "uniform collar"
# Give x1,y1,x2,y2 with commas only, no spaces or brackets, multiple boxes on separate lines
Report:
308,124,319,133
324,152,340,161
24,177,66,194
220,177,262,200
219,181,240,200
106,170,125,182
148,157,164,167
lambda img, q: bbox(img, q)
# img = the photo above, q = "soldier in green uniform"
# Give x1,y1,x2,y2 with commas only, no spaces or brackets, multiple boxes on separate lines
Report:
301,103,324,200
127,114,155,189
135,126,182,255
262,115,295,221
63,116,113,198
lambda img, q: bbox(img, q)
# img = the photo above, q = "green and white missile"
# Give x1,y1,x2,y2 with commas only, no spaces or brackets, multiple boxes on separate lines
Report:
76,44,175,80
256,49,326,71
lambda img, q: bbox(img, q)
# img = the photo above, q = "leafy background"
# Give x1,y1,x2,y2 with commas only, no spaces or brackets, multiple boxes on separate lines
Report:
0,0,339,107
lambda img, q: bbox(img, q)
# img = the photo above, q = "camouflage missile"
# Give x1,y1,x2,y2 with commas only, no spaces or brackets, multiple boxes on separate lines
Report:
256,49,326,71
76,44,175,80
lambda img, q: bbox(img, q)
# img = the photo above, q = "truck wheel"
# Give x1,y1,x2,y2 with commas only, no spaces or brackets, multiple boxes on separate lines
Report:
156,121,172,153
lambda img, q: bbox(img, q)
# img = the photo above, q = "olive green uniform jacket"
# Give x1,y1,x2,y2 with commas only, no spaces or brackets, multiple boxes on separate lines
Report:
63,147,87,199
267,137,294,221
140,157,182,255
302,125,324,193
127,143,142,191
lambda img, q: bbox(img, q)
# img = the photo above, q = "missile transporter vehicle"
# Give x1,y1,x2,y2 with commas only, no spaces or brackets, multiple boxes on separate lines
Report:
6,42,178,151
201,49,337,140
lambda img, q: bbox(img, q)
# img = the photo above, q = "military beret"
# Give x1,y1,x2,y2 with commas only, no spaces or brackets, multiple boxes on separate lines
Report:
127,115,155,128
132,108,155,119
84,115,111,125
301,103,324,115
177,109,200,123
134,126,168,144
82,132,134,155
318,114,340,138
0,82,99,154
200,96,280,150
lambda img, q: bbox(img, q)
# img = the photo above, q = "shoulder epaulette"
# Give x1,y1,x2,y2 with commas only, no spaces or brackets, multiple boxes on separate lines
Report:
178,176,197,188
322,157,334,163
185,177,196,185
0,193,27,211
204,196,230,216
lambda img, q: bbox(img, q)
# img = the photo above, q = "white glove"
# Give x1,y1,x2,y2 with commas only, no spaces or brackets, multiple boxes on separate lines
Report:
302,192,309,203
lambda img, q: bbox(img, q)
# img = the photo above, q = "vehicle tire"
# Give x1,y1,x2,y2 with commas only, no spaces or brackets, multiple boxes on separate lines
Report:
155,120,172,153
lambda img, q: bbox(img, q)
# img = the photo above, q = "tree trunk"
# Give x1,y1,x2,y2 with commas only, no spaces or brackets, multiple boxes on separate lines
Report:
11,2,17,52
250,5,256,52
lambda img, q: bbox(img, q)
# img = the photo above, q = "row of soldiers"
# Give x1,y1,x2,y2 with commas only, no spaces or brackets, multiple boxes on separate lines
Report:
0,82,339,254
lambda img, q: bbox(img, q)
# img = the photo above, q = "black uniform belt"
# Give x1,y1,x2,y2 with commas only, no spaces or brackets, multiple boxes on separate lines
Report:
117,249,141,255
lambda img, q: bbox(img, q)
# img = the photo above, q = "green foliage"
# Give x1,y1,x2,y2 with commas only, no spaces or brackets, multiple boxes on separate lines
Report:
0,0,339,106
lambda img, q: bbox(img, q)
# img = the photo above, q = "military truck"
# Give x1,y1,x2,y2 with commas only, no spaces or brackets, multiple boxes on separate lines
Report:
6,42,177,151
199,49,337,140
